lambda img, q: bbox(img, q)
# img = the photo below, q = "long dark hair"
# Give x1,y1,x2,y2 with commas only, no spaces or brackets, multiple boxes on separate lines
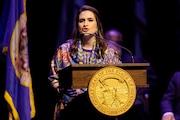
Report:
71,5,107,59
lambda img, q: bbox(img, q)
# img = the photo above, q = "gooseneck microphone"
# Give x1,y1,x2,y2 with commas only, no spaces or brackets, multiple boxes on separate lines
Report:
105,39,134,63
83,33,134,63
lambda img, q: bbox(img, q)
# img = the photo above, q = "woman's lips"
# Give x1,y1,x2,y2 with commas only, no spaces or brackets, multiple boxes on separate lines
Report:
82,28,88,32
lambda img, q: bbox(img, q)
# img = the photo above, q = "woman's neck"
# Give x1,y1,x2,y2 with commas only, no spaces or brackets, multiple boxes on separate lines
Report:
82,37,95,50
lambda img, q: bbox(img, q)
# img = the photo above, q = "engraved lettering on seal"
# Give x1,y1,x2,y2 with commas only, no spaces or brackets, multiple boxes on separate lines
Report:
88,66,136,116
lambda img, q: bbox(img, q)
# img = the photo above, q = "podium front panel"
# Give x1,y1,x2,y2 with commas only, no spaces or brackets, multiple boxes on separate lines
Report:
71,63,149,88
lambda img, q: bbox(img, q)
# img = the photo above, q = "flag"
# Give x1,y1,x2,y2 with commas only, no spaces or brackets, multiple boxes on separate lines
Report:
3,0,36,119
0,0,10,55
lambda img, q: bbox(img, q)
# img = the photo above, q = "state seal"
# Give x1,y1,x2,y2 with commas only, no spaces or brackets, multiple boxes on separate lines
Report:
88,66,136,116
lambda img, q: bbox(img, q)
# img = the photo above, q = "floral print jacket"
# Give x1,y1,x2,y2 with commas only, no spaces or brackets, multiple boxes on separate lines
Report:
48,41,122,103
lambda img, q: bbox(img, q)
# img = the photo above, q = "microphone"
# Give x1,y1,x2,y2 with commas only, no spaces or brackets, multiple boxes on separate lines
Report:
88,33,134,63
79,33,94,39
79,33,95,43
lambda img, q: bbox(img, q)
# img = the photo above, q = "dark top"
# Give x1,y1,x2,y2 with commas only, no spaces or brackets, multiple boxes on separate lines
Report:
160,71,180,120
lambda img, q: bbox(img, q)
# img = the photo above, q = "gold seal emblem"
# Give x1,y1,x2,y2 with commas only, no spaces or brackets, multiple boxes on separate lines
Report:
88,66,136,116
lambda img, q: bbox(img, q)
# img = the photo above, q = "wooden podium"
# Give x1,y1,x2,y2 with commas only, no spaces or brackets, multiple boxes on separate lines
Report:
57,63,150,117
67,63,150,88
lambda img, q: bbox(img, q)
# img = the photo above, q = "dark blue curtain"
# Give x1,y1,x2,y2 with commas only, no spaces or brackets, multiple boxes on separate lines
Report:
56,0,86,49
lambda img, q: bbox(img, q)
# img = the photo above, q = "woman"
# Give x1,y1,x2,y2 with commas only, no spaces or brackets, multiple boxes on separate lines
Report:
48,5,121,120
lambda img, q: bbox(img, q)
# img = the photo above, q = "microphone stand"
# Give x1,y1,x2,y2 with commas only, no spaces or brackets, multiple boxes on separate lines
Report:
89,33,135,63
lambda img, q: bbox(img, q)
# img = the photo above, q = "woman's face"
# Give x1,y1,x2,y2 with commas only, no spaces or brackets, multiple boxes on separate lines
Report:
78,10,97,36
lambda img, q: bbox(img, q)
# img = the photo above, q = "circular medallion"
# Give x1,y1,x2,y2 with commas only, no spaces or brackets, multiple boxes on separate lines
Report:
88,66,136,116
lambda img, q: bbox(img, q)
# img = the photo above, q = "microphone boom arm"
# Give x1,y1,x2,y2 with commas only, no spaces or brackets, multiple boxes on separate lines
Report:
89,33,135,63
